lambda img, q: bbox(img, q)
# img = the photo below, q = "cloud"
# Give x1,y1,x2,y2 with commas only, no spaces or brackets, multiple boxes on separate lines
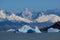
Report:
0,10,6,19
7,13,33,23
0,10,32,23
36,13,60,23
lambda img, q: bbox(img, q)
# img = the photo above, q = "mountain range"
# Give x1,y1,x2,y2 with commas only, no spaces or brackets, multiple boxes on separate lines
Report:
0,8,60,32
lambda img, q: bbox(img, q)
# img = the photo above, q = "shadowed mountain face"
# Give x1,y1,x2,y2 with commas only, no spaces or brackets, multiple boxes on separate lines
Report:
50,21,60,29
0,20,30,31
40,21,60,32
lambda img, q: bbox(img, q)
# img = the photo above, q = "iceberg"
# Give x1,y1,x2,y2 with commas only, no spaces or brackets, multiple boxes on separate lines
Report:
48,28,60,32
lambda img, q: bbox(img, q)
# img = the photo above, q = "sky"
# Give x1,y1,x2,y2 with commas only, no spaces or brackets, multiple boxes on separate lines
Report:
0,0,60,13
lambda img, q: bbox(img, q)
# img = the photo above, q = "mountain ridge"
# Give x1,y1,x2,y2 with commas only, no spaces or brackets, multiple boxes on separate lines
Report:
0,8,60,32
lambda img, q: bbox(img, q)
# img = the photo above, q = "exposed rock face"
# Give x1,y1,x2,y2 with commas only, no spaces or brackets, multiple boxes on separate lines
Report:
39,21,60,32
50,21,60,29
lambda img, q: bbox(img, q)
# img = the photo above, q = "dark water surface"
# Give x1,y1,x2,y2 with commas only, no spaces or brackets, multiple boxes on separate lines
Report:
0,32,60,40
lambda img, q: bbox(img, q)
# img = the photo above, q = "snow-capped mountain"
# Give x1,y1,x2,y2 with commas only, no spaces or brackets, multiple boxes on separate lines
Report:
0,8,60,32
22,8,33,20
0,10,32,23
0,9,60,23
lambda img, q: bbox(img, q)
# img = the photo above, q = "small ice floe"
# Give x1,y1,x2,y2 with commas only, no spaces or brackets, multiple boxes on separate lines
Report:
7,29,15,32
48,28,60,32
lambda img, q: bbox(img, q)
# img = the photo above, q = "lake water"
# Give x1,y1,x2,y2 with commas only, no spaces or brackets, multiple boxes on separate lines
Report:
0,32,60,40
